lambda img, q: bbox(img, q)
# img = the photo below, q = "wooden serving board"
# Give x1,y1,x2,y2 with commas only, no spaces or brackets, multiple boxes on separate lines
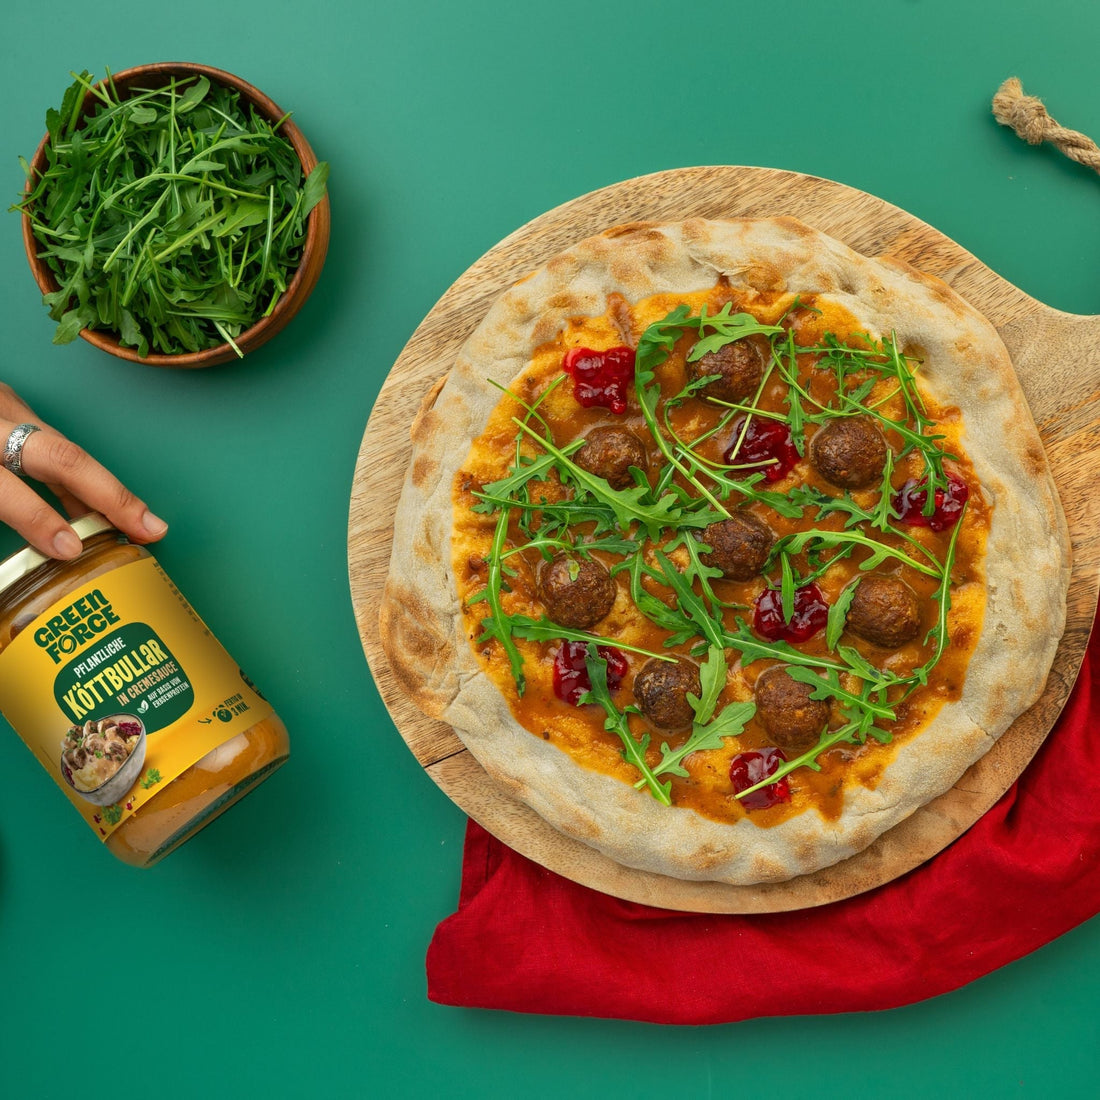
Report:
348,166,1100,914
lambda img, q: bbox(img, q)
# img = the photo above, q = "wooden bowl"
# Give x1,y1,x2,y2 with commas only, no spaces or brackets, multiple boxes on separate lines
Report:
20,62,331,369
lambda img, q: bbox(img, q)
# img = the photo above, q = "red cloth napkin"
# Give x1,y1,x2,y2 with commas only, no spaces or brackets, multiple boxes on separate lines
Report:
427,614,1100,1024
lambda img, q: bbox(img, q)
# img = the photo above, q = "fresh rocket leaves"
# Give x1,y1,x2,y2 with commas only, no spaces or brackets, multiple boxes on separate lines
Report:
466,297,967,803
631,646,755,790
806,330,954,495
474,507,528,693
15,70,329,357
772,527,942,582
826,584,858,650
682,304,786,360
633,305,785,518
581,646,670,805
509,417,698,538
650,647,755,782
505,616,669,662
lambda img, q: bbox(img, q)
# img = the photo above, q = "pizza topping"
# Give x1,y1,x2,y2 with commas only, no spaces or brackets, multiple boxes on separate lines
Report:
574,426,648,489
753,666,830,752
753,582,829,643
845,574,922,648
632,657,702,731
892,472,970,531
460,292,982,819
562,346,635,414
808,415,889,490
724,417,800,483
536,555,616,630
698,513,775,581
729,748,791,810
553,640,627,705
688,334,768,403
579,644,672,804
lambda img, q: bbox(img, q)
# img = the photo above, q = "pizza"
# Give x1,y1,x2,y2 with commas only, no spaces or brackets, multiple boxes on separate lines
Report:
380,217,1070,885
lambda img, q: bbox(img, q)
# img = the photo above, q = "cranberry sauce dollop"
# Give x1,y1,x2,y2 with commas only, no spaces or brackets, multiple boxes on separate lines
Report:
723,416,799,482
552,640,628,706
753,582,829,643
892,472,969,532
730,747,791,810
562,346,635,415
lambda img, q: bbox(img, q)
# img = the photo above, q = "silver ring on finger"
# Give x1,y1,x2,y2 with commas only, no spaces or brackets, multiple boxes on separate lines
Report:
2,423,41,477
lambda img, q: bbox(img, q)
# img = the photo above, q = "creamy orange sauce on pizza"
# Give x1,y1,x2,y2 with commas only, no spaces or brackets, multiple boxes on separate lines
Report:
452,283,989,828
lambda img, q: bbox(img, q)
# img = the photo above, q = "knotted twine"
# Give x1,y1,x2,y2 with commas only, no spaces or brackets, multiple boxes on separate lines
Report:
993,77,1100,173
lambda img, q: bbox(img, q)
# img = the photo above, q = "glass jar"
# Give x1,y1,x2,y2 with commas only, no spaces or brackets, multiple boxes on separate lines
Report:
0,513,289,865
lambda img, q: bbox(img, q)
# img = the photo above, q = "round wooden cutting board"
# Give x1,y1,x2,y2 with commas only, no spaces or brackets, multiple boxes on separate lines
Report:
349,165,1100,913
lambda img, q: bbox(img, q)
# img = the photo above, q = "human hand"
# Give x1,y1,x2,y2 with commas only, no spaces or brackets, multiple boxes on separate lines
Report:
0,384,167,559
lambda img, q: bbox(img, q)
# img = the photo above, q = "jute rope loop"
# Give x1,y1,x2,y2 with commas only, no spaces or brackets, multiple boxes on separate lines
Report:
993,77,1100,174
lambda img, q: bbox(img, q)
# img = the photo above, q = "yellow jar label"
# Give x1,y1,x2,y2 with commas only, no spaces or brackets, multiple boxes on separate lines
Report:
0,556,274,839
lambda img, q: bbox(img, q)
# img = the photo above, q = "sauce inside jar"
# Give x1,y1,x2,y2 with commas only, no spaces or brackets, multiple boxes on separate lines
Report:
0,514,288,866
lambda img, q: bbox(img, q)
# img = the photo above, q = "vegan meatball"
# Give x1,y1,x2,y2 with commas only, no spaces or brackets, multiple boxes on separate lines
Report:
845,574,922,648
809,416,888,489
688,334,768,403
536,555,616,630
633,658,702,731
753,665,830,752
699,513,775,581
574,426,648,489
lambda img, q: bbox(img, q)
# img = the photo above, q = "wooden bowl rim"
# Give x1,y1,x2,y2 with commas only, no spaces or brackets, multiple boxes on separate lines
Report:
20,60,330,369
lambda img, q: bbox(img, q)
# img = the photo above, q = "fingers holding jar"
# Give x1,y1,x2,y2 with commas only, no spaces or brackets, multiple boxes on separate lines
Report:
0,397,167,559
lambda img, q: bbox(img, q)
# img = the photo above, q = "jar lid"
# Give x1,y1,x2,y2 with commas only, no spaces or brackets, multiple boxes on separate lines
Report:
0,513,119,599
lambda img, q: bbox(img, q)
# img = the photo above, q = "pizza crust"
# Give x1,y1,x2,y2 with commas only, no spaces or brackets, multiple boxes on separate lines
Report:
381,217,1070,884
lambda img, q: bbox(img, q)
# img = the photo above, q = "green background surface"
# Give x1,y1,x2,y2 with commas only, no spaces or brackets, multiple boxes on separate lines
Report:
1,1,1099,1096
